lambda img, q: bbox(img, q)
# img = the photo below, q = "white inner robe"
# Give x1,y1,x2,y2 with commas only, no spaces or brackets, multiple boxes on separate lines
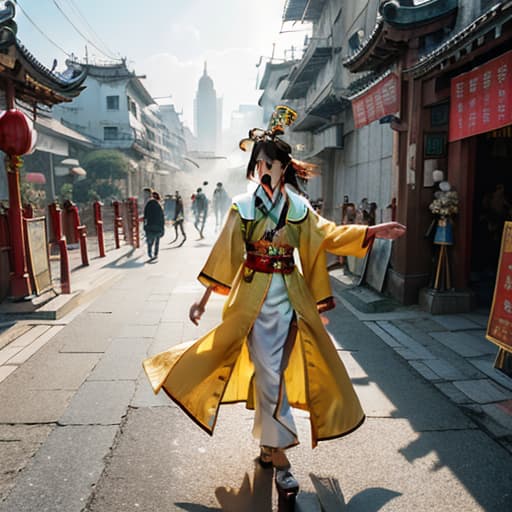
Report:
247,186,299,448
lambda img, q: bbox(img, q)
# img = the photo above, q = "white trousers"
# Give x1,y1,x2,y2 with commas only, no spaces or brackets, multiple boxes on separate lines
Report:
248,273,298,448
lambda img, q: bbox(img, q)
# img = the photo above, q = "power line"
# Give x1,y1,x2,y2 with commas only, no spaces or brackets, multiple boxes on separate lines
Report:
52,0,120,61
63,0,119,59
15,0,72,58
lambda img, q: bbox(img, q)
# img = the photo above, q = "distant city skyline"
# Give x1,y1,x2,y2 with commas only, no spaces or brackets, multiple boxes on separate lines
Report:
14,0,310,131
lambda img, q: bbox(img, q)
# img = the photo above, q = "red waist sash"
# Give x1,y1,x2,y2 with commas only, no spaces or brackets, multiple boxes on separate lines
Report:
245,252,295,274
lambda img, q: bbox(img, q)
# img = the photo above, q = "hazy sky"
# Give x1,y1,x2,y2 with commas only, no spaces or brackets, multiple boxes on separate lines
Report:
14,0,310,130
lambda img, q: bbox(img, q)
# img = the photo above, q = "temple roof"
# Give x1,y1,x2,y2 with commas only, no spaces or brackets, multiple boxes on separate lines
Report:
404,2,512,78
344,0,458,73
0,1,87,107
75,60,154,106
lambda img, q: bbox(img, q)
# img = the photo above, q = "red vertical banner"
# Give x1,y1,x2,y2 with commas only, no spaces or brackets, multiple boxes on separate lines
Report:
351,73,400,129
486,222,512,353
449,50,512,141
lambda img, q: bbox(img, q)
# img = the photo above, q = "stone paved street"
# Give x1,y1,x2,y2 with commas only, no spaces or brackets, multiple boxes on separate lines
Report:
0,221,511,511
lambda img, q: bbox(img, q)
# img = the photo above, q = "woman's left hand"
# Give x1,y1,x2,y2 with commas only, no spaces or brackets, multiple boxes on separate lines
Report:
368,222,407,240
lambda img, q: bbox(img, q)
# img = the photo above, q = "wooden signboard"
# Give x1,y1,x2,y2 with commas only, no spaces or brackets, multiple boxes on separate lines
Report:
486,221,512,353
24,217,52,295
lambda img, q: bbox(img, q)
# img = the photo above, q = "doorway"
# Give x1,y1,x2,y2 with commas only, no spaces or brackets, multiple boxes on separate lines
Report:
470,129,512,306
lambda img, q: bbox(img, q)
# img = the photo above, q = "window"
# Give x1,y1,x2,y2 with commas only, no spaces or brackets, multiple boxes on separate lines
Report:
126,95,138,118
104,126,119,140
106,95,119,110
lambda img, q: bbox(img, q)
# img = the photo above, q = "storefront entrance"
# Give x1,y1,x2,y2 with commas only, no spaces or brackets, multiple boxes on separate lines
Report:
470,128,512,306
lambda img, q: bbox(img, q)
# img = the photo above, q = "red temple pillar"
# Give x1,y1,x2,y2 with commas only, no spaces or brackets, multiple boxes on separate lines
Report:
6,155,32,298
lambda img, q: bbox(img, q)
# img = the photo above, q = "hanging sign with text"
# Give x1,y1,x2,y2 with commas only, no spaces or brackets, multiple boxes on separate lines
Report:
486,221,512,353
351,73,400,129
449,49,512,142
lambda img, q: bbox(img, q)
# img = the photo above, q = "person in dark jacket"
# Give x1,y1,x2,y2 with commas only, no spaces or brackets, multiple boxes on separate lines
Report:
143,187,165,261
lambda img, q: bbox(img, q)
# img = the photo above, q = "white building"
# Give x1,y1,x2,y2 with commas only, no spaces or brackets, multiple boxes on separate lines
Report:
53,59,187,195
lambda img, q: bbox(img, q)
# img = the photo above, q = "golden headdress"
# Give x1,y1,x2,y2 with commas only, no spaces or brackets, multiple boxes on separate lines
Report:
239,105,318,180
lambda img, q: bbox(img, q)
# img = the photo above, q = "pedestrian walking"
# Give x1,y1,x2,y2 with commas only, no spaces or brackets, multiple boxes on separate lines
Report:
143,187,165,261
163,194,176,223
192,187,208,239
170,190,186,246
142,106,406,503
212,182,231,230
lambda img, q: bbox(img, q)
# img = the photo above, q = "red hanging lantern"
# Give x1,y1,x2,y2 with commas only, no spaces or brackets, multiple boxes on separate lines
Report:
0,109,36,156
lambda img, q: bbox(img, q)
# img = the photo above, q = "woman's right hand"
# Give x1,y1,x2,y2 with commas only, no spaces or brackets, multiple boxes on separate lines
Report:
189,302,205,326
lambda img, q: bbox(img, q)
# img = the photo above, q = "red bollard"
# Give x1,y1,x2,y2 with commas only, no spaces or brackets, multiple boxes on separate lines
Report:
127,197,140,248
93,201,106,257
77,225,89,266
48,202,71,294
112,200,122,249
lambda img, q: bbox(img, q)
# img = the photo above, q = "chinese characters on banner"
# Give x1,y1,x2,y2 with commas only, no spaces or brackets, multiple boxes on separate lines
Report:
449,49,512,142
486,222,512,353
351,74,400,129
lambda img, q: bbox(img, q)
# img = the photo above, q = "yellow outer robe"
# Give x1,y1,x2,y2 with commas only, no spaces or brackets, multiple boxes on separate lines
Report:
143,188,370,447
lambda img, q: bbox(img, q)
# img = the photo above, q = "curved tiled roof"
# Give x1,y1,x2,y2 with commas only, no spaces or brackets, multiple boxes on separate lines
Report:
15,41,87,93
404,2,511,78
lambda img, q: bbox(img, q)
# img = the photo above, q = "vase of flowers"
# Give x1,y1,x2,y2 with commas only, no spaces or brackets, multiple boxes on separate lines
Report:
429,182,459,245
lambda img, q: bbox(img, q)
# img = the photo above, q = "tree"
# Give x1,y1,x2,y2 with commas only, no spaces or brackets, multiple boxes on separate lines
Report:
72,149,128,204
80,149,130,181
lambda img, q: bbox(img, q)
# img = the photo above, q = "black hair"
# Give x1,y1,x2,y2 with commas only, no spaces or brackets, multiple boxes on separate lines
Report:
246,139,300,190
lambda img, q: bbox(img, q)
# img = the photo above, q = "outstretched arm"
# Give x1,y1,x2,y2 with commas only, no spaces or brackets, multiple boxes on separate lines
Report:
189,286,213,326
365,221,406,244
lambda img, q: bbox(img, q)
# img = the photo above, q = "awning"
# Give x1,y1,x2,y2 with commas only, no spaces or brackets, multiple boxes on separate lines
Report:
25,172,46,184
70,166,87,176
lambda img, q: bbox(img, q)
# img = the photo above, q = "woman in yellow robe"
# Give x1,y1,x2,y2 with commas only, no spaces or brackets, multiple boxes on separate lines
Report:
143,135,405,493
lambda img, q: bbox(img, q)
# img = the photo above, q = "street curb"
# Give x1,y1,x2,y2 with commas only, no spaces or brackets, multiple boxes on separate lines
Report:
0,245,135,323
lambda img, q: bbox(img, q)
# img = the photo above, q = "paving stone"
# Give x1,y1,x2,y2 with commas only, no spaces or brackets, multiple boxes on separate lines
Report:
58,313,119,353
131,378,173,408
0,425,53,502
364,322,402,348
6,326,63,365
434,382,475,405
422,359,466,380
467,357,512,391
19,352,99,391
0,346,23,366
461,313,490,328
88,338,151,381
482,402,512,432
453,379,512,404
9,325,51,348
129,311,162,325
60,380,135,425
0,389,74,423
118,324,158,338
431,315,482,331
377,321,435,359
430,331,496,358
0,366,16,385
0,425,118,512
409,361,441,381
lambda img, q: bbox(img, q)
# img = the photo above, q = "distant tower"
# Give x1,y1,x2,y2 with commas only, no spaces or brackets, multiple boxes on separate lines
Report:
194,62,219,153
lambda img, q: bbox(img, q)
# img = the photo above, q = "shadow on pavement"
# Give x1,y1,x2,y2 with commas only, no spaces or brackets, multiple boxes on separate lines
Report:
176,461,273,511
310,473,401,511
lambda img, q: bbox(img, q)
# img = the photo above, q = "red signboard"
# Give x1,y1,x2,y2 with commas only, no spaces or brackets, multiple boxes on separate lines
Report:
486,221,512,353
449,50,512,142
351,73,400,129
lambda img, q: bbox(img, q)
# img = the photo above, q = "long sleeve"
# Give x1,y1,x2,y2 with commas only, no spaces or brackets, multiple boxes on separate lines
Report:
317,215,369,258
198,205,245,295
297,209,369,308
